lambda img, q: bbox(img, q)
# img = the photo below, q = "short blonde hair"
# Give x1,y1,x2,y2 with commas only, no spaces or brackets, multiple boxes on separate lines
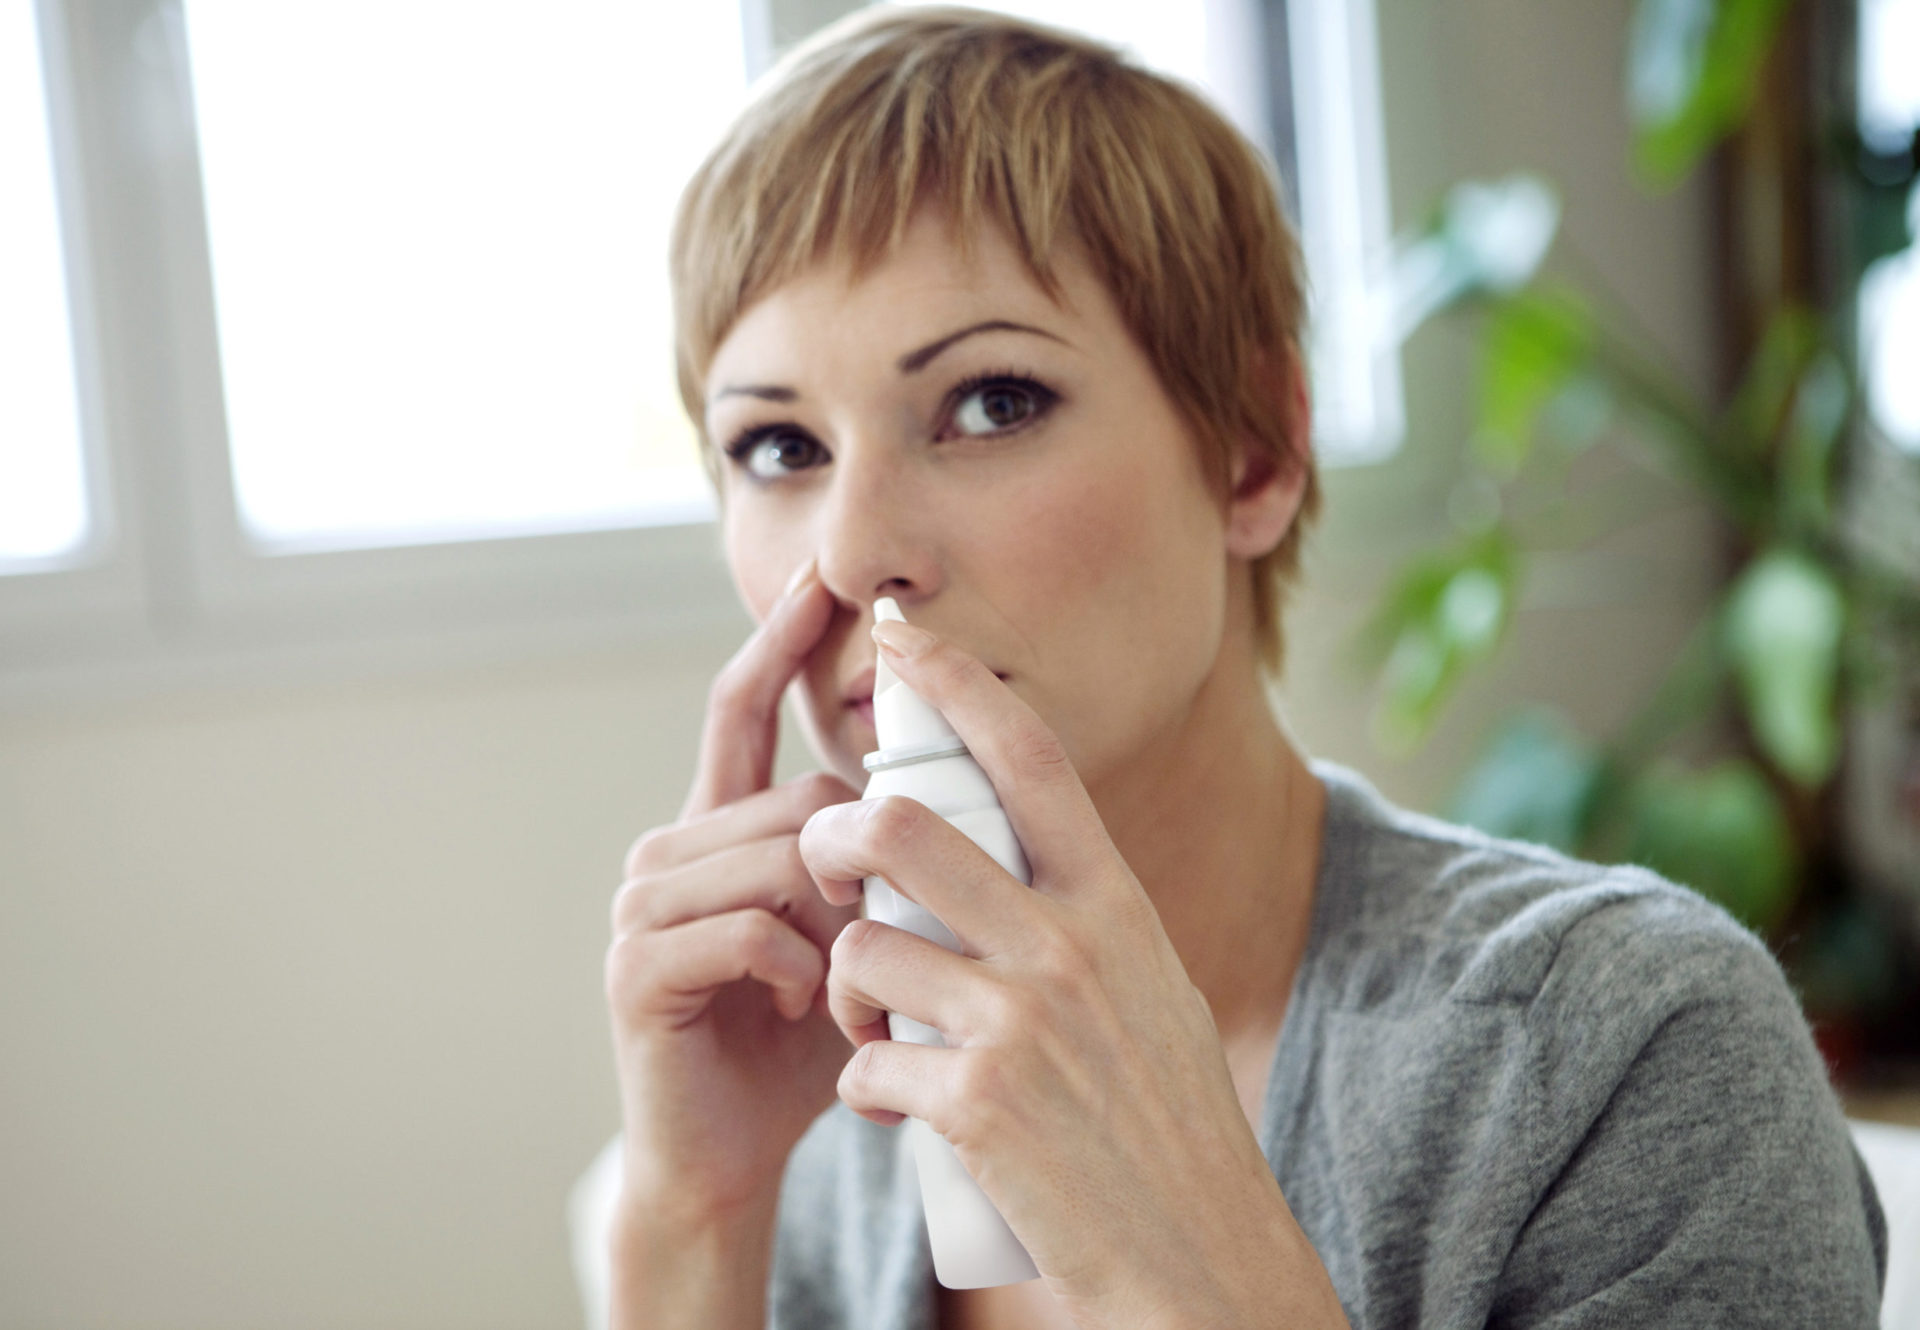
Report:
670,4,1320,677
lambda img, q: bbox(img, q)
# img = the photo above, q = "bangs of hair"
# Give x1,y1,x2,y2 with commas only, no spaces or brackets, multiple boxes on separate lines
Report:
670,4,1320,676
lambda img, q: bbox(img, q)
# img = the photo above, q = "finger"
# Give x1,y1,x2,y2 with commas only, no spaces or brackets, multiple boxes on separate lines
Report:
826,917,985,1049
800,795,1038,960
870,620,1107,887
627,771,859,878
683,560,831,820
837,1035,954,1128
608,907,826,1029
615,832,854,958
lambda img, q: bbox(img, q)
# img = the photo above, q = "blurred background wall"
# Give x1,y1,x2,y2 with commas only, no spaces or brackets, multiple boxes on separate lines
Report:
0,0,1845,1326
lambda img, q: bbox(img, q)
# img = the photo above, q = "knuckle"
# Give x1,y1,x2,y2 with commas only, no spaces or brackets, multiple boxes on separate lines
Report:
924,639,974,689
848,1038,886,1086
731,907,781,955
602,930,650,1007
830,917,881,969
1005,716,1072,782
609,876,650,933
794,769,852,812
822,959,852,1008
706,656,748,707
973,979,1028,1035
1023,910,1083,973
623,826,673,878
705,659,759,724
795,804,841,866
776,832,808,884
946,1049,1006,1139
1029,924,1104,1001
952,1047,996,1103
863,795,925,855
840,1041,884,1107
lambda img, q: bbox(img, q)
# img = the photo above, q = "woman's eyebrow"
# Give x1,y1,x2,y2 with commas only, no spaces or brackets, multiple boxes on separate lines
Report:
711,383,799,404
709,320,1067,404
897,319,1068,373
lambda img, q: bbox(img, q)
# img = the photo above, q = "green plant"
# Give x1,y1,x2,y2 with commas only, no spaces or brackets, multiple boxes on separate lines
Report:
1362,0,1920,1035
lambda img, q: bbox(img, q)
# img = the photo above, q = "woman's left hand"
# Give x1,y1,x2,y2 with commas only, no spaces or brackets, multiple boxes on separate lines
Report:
797,618,1348,1330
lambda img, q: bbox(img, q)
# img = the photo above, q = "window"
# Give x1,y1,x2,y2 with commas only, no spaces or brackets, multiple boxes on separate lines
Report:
0,0,90,571
181,2,740,554
2,0,1398,700
1857,0,1920,455
1276,0,1402,461
3,1,757,702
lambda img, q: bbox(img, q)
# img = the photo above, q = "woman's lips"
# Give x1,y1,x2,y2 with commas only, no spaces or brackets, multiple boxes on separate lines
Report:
846,673,1009,729
843,667,877,729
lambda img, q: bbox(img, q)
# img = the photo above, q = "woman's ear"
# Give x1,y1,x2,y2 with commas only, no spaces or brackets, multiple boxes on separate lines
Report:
1224,345,1312,561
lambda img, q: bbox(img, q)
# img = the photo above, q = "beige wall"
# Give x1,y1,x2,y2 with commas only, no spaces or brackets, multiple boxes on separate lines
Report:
0,2,1721,1326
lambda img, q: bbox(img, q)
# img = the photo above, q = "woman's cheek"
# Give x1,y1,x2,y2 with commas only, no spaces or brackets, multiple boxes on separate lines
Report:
996,454,1153,602
985,458,1170,767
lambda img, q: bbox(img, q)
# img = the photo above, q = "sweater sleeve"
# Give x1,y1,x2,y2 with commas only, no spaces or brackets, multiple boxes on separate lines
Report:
1490,891,1887,1328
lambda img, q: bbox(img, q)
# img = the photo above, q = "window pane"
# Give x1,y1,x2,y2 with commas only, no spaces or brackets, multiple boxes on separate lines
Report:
1860,0,1920,154
0,0,90,570
1858,0,1920,454
181,2,747,553
1861,240,1920,453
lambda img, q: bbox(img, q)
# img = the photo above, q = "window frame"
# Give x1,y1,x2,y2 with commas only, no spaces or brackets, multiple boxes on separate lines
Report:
2,0,743,709
2,0,145,640
1265,0,1404,464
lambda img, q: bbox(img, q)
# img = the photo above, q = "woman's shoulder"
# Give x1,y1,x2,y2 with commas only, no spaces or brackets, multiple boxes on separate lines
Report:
1294,763,1885,1322
1308,757,1785,1025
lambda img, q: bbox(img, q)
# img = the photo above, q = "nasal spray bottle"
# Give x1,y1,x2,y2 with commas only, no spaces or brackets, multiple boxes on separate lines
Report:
860,597,1041,1289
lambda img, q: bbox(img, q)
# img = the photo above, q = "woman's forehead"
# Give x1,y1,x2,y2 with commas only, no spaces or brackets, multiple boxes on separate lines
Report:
708,214,1102,376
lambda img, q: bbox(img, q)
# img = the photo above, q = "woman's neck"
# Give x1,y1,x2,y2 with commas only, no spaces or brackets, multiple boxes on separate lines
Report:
1084,644,1324,1051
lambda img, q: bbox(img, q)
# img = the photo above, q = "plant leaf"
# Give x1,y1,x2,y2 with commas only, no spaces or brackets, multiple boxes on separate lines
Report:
1447,709,1601,852
1722,549,1846,787
1362,530,1522,751
1475,287,1596,474
1724,305,1820,459
1388,174,1562,337
1778,351,1850,541
1627,0,1794,188
1621,758,1797,933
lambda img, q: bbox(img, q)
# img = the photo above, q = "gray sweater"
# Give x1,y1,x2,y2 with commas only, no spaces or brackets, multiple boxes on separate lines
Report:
767,761,1888,1328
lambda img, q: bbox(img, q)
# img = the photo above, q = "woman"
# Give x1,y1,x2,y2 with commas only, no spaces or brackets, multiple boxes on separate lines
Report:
598,8,1886,1328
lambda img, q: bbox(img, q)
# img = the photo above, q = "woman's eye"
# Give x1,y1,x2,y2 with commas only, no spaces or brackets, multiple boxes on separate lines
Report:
730,428,825,480
952,381,1045,436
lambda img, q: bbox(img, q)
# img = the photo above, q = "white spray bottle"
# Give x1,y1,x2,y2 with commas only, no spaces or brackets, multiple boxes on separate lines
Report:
860,597,1041,1289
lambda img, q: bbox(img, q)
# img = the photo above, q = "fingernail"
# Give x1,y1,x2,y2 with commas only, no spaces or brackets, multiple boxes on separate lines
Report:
871,619,934,659
782,559,816,600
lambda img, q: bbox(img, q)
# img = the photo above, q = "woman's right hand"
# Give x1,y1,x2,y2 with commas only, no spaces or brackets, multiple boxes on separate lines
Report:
604,561,864,1226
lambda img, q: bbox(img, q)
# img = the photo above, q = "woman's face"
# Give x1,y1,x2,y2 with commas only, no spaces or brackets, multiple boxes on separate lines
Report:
705,210,1261,794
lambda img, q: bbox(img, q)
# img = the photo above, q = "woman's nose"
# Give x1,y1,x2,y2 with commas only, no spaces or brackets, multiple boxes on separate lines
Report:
812,449,944,611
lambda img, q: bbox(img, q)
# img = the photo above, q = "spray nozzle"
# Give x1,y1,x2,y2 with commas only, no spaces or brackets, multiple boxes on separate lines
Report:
871,597,963,757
